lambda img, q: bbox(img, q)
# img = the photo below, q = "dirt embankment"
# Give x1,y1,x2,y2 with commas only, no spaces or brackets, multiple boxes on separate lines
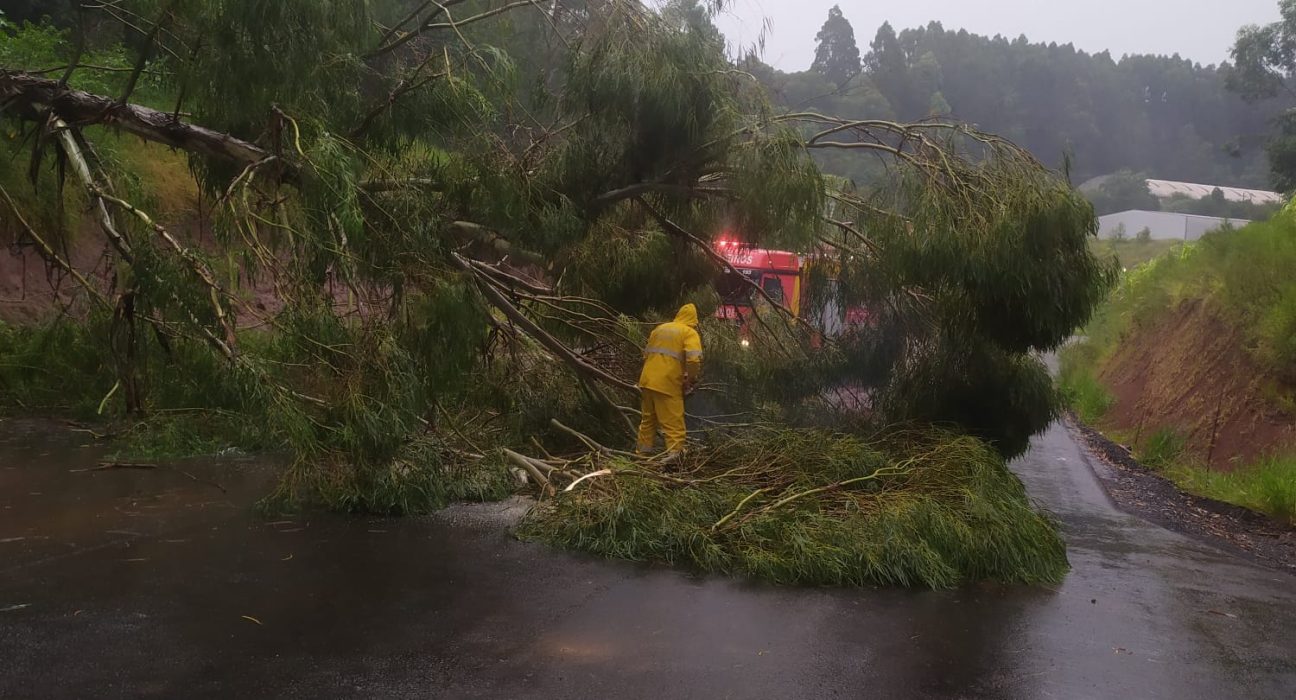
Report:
0,217,107,324
1099,298,1296,469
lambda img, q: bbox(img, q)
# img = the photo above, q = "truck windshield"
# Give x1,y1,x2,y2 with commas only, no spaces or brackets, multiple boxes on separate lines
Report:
716,269,761,305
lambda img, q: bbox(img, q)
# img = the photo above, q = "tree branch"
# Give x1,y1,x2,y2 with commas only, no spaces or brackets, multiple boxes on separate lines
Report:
637,198,820,337
1,71,283,177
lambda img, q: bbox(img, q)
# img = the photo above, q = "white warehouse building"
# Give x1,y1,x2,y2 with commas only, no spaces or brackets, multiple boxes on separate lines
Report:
1096,210,1248,241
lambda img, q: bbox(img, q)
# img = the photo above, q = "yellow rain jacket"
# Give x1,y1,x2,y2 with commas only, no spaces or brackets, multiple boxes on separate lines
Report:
638,304,704,398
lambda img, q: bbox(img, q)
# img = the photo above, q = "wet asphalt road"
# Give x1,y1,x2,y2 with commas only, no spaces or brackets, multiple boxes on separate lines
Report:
1,418,1294,699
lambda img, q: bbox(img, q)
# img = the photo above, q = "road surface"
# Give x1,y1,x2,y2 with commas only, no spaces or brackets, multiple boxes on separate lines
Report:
1,418,1293,699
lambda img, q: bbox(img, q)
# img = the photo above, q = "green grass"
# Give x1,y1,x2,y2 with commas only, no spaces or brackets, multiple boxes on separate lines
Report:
1058,343,1114,423
1073,215,1296,383
518,427,1069,589
1137,427,1187,470
1131,429,1296,525
1167,456,1296,525
1091,237,1183,270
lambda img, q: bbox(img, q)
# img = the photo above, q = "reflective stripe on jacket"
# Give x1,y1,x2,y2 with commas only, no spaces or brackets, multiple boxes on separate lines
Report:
638,304,703,398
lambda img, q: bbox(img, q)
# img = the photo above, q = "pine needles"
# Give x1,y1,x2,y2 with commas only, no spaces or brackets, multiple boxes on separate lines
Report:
518,427,1069,589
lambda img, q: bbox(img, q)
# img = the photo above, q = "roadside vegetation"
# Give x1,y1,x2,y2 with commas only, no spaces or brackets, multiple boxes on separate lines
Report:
0,1,1120,587
1090,236,1183,270
1061,214,1296,524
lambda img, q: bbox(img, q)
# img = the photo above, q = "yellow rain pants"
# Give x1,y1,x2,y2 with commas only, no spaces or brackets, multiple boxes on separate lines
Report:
638,389,687,453
636,304,703,454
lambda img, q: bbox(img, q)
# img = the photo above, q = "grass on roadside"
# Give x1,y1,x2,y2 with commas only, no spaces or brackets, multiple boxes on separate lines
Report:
1127,426,1296,525
1091,237,1183,270
1057,342,1114,424
1169,456,1296,525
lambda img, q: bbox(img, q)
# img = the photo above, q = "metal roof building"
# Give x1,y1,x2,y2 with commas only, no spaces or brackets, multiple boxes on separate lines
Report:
1096,210,1248,241
1143,179,1283,205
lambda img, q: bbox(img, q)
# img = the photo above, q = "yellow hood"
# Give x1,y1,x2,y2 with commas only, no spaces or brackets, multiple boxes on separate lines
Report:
673,304,699,328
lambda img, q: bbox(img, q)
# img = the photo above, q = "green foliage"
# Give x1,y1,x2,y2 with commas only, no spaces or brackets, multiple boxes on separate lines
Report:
1061,213,1296,523
110,411,271,461
145,0,371,133
776,21,1287,186
0,14,165,104
1161,190,1282,220
563,227,713,316
871,164,1117,356
811,5,862,88
0,1,1117,534
1138,427,1187,470
881,338,1061,458
1148,442,1296,525
1258,284,1296,381
0,317,274,457
1089,236,1185,270
1058,344,1115,423
519,427,1069,588
1265,110,1296,193
269,439,516,516
1085,170,1160,216
0,317,115,417
1227,2,1296,190
1067,215,1296,380
1226,0,1296,101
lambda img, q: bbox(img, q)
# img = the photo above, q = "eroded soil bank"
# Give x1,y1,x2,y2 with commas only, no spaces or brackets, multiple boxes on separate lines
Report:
1098,299,1296,468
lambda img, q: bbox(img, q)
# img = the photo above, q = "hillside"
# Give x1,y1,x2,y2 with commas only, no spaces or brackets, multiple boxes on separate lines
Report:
1,133,205,324
1062,216,1296,522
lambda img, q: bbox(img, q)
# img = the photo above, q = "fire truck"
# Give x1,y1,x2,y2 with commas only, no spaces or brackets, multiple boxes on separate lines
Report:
714,239,804,320
713,237,868,339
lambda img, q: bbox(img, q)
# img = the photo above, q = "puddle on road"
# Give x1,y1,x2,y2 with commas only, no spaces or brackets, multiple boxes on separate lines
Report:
0,419,281,569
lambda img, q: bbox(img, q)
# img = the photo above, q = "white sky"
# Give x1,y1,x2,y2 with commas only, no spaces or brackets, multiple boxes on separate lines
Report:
713,0,1284,69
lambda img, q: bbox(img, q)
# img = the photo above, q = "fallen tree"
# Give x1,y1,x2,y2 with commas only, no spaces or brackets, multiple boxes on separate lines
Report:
1,1,1113,584
514,421,1067,588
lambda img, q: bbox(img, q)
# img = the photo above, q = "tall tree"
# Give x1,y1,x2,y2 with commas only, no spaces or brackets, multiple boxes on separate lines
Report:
811,5,861,88
864,22,913,117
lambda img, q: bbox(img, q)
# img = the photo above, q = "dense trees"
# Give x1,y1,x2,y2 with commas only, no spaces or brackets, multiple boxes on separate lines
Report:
1085,171,1162,216
761,11,1286,189
1228,0,1296,191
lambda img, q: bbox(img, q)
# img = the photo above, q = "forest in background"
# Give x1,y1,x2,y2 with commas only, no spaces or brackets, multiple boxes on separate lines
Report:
744,9,1291,191
8,1,1291,191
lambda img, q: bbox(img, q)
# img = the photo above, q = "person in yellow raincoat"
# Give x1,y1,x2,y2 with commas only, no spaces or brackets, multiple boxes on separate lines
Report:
637,303,703,455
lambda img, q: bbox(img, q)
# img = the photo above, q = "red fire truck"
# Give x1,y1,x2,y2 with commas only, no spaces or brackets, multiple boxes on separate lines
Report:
714,237,868,339
714,238,804,319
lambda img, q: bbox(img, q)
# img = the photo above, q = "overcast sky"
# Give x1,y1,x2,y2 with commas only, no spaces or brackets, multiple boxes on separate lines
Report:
713,0,1283,69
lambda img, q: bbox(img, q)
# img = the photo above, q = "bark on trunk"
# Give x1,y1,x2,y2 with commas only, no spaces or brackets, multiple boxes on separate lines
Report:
0,70,281,176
